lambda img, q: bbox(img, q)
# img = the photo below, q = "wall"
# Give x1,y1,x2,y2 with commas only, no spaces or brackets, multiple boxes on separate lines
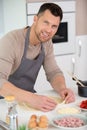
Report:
76,0,87,35
3,0,26,34
0,0,4,37
2,0,87,35
26,0,72,2
3,0,87,35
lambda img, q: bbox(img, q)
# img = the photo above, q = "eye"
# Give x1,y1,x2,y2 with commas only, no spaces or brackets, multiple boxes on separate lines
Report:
52,25,58,30
43,21,49,25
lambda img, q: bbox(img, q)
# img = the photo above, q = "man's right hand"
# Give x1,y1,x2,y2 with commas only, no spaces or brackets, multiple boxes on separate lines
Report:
28,93,57,112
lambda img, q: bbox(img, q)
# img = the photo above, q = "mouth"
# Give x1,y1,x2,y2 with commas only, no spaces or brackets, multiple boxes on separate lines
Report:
41,32,50,40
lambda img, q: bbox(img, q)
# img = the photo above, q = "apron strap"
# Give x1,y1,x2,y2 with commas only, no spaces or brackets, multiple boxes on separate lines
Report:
23,27,30,57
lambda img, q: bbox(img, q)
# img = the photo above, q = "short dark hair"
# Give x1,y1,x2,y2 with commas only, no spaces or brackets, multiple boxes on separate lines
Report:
37,3,63,21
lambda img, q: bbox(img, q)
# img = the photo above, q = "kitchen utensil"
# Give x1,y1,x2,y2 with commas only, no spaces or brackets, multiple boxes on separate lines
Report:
67,72,87,97
67,72,85,87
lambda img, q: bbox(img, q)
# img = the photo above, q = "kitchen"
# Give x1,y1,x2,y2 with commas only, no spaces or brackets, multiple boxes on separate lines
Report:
0,0,87,129
0,0,87,92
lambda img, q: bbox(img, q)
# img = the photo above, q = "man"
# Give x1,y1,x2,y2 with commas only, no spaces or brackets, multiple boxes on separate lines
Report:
0,3,75,112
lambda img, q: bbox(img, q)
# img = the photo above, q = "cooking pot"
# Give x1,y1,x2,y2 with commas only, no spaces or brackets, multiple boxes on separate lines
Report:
77,81,87,97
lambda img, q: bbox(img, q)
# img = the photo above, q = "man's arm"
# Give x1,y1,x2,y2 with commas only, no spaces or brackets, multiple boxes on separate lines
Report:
50,75,75,103
0,81,57,112
50,74,67,93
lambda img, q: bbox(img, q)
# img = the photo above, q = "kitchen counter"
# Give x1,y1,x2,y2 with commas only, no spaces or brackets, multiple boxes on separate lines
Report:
0,89,87,130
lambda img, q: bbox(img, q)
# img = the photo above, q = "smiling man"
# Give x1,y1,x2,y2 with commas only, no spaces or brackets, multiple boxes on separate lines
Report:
32,10,60,43
0,3,75,112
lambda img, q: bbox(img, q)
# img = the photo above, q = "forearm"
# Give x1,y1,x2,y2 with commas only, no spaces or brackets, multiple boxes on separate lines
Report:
0,81,57,112
0,81,33,103
50,75,67,93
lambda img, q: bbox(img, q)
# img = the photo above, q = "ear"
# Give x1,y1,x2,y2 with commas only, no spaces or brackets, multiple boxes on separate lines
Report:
33,15,38,23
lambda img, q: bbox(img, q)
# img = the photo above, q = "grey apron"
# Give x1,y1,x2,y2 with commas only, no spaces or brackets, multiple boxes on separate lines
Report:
8,27,45,93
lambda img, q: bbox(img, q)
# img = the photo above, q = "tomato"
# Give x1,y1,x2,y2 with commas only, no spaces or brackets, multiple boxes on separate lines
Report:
80,100,87,109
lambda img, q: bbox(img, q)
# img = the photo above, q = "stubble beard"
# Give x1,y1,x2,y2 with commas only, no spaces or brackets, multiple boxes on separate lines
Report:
35,31,51,43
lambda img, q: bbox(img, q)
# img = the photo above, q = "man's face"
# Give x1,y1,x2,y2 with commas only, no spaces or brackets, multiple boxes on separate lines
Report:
33,10,61,43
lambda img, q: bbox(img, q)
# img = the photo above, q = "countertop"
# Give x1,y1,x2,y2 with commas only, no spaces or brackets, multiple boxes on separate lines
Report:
0,89,87,130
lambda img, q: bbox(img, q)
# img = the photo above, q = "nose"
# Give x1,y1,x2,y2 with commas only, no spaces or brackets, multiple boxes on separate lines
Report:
46,25,53,33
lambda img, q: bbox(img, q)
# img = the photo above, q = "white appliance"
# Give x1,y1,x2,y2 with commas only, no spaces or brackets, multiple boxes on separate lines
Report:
26,0,76,56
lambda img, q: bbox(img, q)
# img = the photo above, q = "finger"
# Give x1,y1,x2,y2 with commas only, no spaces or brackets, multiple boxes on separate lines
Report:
41,105,56,112
46,98,57,105
40,99,57,112
65,95,75,103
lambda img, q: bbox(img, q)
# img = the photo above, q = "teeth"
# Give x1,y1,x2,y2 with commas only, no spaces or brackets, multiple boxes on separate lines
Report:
42,32,49,37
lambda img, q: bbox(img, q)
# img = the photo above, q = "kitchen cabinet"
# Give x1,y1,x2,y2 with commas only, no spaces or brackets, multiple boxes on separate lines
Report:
75,35,87,81
54,36,87,91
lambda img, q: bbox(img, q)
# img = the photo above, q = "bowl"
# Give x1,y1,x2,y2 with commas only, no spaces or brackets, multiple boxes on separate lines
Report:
77,81,87,97
51,114,87,130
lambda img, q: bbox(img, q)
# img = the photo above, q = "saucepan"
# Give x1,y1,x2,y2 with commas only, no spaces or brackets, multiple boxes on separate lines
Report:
67,72,87,97
72,76,87,97
71,76,87,97
77,80,87,97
